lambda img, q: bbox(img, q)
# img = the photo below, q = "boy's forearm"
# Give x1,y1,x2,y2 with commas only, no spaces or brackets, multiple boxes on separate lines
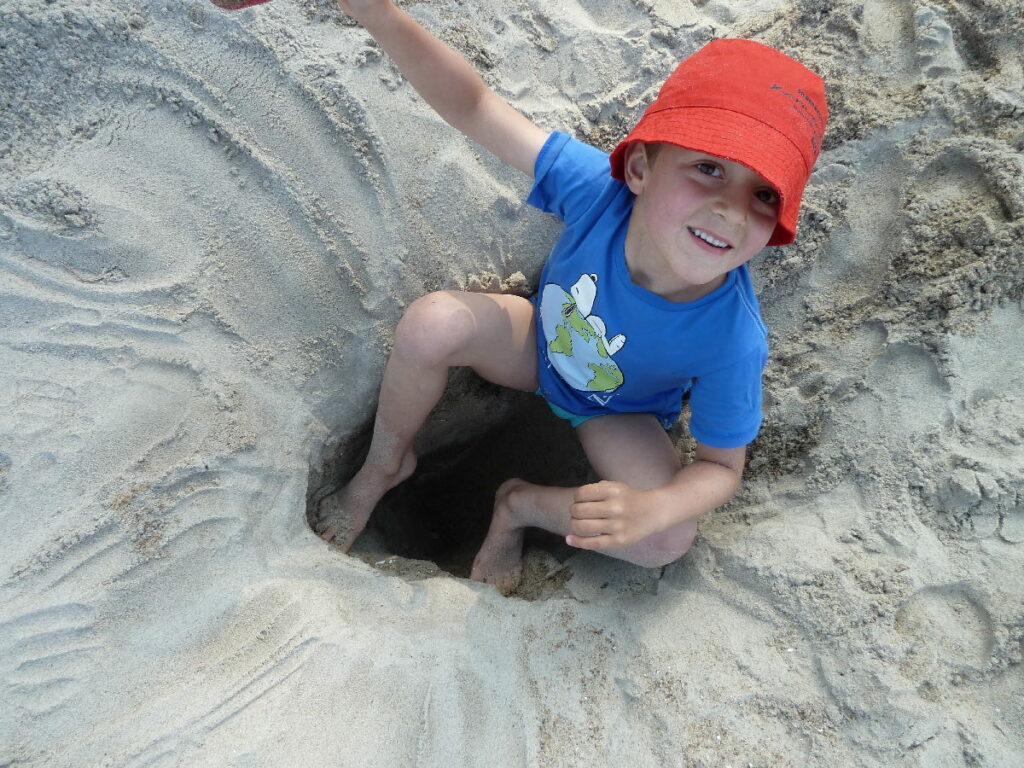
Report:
358,5,491,136
650,459,743,530
567,447,745,552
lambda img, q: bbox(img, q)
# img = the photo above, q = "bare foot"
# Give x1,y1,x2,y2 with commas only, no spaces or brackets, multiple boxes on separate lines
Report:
313,451,417,551
471,478,528,596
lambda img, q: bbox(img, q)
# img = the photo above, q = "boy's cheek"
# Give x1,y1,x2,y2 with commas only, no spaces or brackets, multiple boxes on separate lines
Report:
754,210,780,239
744,226,776,257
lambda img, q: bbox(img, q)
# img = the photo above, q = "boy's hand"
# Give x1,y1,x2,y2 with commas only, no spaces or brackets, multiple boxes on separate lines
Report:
566,481,666,551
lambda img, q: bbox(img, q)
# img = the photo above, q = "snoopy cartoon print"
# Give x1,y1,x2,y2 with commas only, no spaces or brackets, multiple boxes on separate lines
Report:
540,273,627,393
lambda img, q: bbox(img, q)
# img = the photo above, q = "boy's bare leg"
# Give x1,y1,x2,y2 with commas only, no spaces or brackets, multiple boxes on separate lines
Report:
471,414,699,595
314,290,538,550
471,480,574,595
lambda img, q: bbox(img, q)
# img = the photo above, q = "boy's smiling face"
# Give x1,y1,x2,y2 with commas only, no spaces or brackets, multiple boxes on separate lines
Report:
622,142,780,302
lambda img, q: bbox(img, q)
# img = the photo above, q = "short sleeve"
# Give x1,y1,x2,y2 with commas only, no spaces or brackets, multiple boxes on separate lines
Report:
687,344,768,449
526,132,613,227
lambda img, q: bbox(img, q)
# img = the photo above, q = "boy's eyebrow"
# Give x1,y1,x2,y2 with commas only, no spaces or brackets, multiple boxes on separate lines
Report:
678,151,727,165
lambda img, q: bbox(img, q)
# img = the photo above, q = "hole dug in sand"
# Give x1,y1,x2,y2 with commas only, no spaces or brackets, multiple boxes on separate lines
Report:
308,381,596,599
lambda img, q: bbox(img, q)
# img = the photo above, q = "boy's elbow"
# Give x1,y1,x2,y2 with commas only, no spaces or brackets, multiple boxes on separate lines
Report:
694,442,747,476
442,74,502,136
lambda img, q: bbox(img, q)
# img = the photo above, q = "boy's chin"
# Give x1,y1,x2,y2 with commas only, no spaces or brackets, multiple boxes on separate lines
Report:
679,254,757,285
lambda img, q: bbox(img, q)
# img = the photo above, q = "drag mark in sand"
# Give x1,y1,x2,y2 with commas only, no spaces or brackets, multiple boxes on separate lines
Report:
0,602,100,717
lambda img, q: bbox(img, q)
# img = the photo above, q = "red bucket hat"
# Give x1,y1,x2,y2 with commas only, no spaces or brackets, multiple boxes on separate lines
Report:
609,39,828,246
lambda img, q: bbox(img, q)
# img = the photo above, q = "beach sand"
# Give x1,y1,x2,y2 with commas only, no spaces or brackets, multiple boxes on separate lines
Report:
1,0,1022,765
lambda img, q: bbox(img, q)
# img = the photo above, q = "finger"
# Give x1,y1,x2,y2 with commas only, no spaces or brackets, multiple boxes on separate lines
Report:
570,500,610,519
569,517,607,537
573,482,610,503
319,525,337,542
566,533,614,551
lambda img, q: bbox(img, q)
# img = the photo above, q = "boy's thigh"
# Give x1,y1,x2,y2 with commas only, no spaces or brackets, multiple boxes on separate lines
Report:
575,413,681,492
416,290,538,393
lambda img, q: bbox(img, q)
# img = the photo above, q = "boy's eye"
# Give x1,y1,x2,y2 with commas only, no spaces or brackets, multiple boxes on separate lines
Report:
696,162,722,177
755,189,780,205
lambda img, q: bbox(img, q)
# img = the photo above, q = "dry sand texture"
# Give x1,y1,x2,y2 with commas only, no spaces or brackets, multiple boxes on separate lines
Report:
2,0,1023,765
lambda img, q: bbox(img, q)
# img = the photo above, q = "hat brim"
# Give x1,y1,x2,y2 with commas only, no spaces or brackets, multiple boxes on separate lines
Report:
609,107,809,246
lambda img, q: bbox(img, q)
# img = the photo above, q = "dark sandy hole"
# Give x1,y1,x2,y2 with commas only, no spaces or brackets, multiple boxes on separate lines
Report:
307,375,597,597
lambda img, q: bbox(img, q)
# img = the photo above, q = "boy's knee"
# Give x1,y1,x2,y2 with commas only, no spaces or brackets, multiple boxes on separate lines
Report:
394,291,474,365
627,522,698,568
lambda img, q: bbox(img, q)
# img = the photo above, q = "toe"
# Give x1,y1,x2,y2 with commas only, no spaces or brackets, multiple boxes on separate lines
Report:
504,570,522,596
340,530,361,553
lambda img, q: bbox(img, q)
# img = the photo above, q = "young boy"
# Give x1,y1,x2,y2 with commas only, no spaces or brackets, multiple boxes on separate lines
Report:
289,0,829,595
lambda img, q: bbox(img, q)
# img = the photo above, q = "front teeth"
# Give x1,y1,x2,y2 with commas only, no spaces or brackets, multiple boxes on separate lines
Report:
691,228,729,248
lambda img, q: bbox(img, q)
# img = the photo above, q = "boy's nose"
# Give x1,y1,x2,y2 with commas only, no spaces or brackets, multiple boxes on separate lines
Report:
710,189,749,224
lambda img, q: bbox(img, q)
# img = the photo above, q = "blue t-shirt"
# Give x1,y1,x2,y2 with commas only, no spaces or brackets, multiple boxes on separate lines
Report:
526,132,769,449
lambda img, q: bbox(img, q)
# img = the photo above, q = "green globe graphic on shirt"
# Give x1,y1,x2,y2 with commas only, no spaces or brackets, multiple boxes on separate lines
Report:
540,274,627,393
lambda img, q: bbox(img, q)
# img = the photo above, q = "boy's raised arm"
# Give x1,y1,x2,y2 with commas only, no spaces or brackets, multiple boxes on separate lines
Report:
340,0,549,176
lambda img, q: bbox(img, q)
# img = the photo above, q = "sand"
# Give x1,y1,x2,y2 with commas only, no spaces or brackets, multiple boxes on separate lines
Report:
1,0,1022,765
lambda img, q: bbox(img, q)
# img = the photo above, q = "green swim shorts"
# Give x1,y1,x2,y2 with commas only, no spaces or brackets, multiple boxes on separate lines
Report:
535,389,599,429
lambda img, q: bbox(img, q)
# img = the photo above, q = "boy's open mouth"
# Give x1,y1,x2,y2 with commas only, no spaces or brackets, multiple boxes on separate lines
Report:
688,227,732,250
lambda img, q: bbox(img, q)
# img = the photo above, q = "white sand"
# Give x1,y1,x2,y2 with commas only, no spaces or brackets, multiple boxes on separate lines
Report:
1,0,1022,765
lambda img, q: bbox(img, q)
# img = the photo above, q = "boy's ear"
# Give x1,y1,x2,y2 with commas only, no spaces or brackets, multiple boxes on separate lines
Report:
622,142,653,195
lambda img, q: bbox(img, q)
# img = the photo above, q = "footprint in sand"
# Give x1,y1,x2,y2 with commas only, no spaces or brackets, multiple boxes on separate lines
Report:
913,4,964,78
895,585,994,686
859,0,917,72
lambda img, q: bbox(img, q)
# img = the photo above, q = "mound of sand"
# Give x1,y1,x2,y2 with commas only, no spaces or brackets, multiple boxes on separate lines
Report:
1,0,1021,765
